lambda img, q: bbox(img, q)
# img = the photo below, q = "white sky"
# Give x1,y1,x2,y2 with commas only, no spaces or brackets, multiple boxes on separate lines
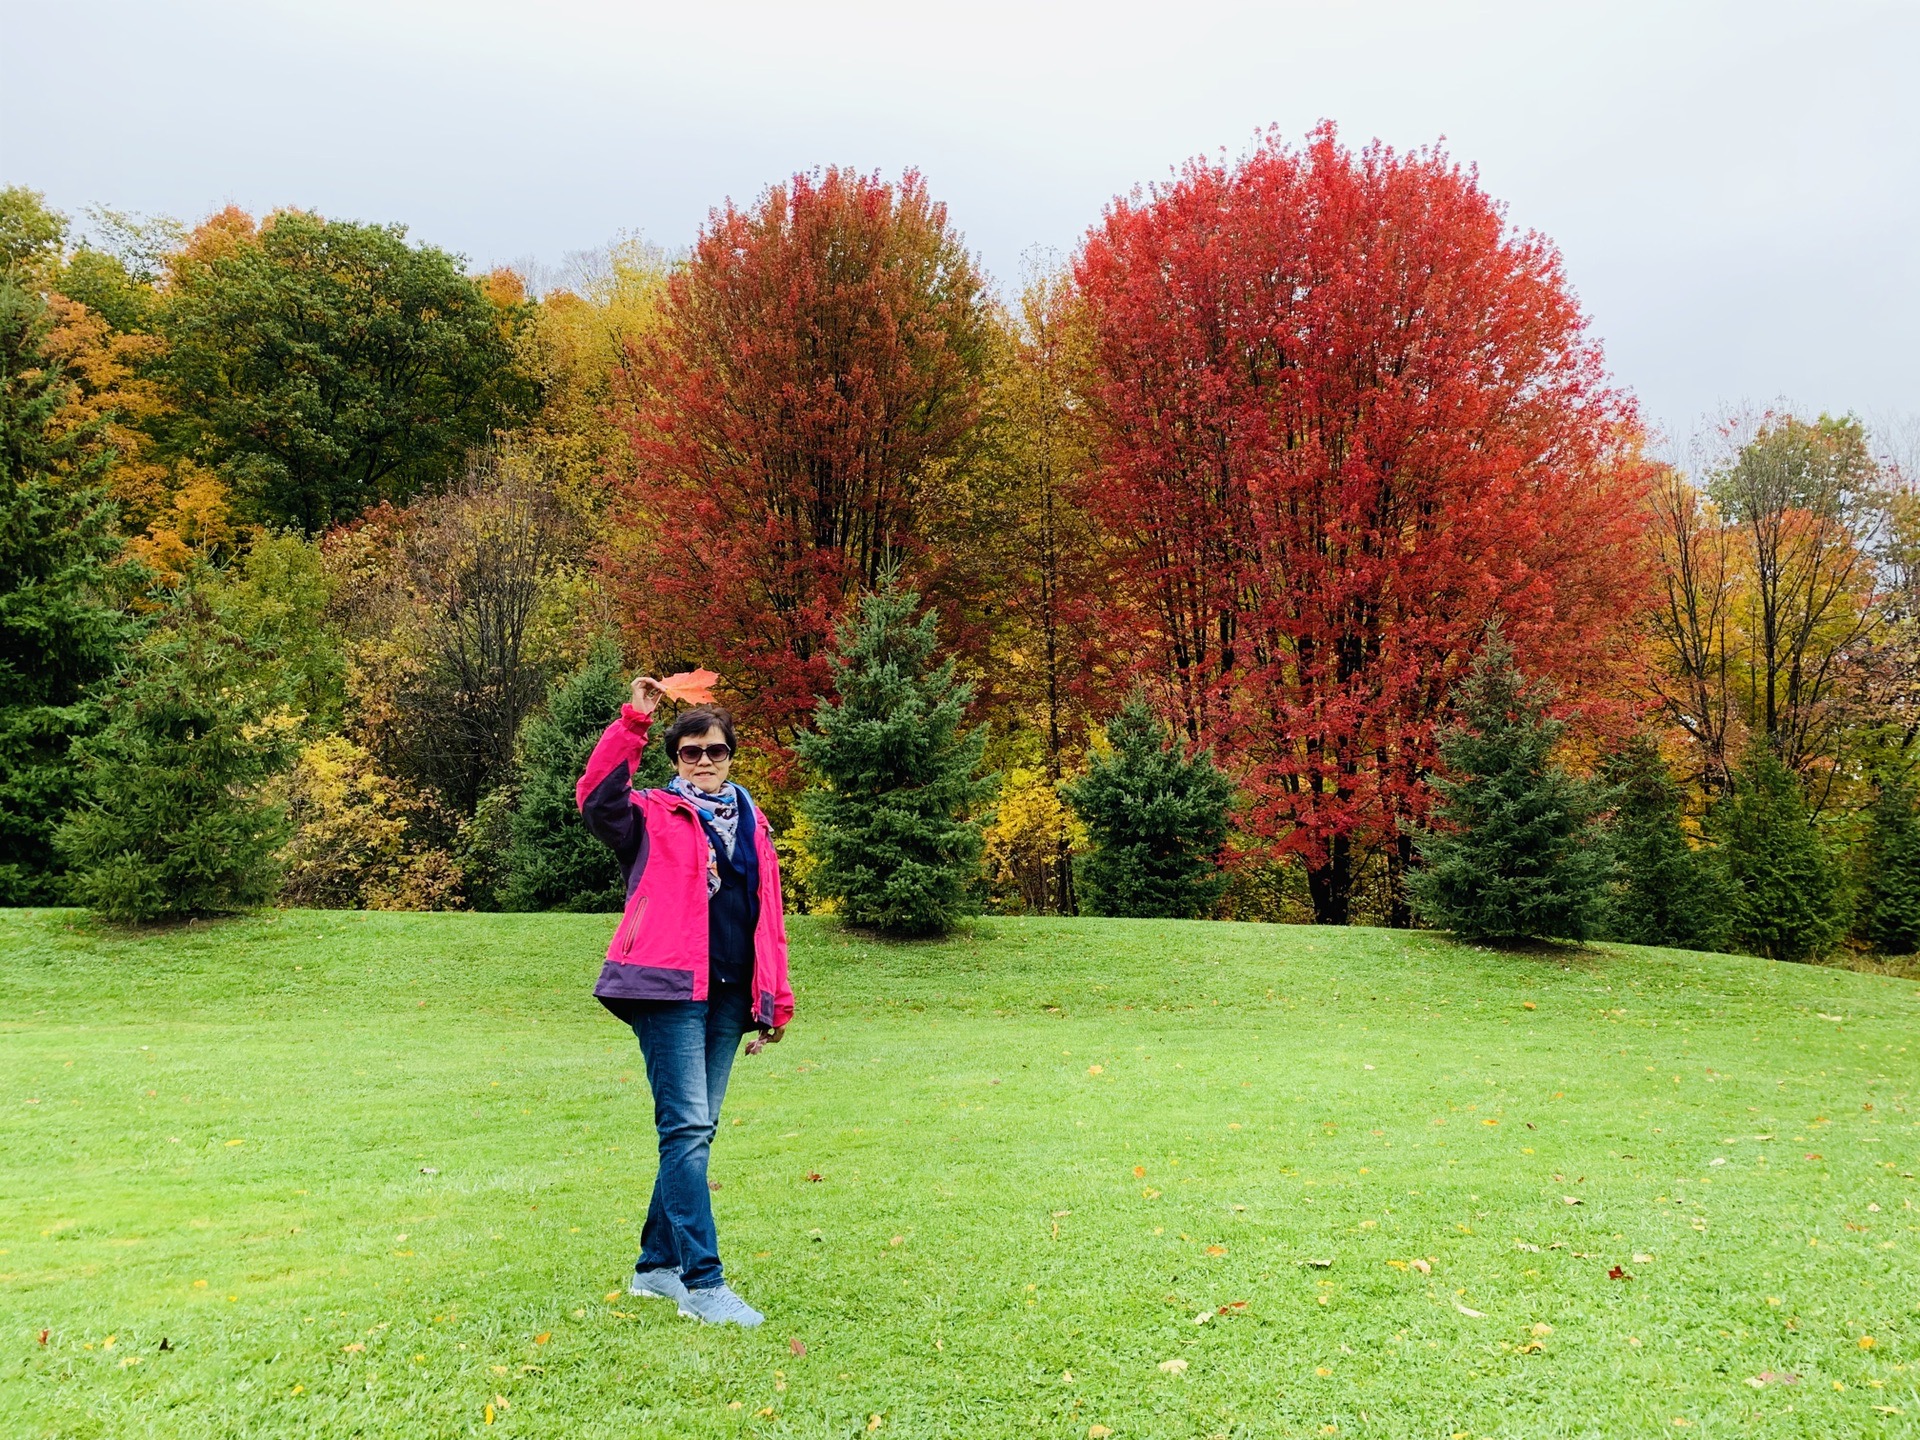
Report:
4,0,1916,443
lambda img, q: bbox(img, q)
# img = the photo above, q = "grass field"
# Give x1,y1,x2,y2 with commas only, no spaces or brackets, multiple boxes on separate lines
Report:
4,909,1918,1439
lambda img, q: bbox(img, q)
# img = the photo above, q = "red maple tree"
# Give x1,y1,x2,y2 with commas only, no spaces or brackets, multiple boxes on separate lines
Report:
607,168,991,747
1074,123,1652,922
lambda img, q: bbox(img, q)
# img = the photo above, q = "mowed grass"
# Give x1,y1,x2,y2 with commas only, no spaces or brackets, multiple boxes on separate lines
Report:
3,911,1919,1440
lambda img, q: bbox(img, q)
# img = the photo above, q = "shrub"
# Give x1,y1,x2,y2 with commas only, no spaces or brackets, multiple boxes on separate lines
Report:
1410,628,1611,942
796,578,993,937
1062,697,1233,920
981,766,1085,915
278,734,463,911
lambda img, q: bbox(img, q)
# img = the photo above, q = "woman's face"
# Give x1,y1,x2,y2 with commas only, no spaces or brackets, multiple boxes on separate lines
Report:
674,725,733,794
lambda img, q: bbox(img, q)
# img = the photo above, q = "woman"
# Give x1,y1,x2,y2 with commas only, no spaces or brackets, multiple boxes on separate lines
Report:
575,673,794,1328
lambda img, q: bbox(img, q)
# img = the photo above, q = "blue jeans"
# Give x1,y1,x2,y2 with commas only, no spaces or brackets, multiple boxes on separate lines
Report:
628,982,755,1290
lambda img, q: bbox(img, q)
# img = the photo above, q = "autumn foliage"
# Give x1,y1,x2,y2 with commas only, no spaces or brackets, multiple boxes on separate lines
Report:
610,168,991,744
1074,123,1652,921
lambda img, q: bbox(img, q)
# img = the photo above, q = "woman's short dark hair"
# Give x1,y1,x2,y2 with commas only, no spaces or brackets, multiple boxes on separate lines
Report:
663,706,736,756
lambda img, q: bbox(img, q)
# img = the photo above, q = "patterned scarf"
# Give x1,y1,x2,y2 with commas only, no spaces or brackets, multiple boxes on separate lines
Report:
666,775,742,897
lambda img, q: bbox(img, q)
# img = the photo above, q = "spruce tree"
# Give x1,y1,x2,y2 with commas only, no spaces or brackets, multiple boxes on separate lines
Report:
1712,744,1843,962
1600,734,1732,951
502,639,663,912
55,593,293,922
1410,628,1611,942
1061,696,1233,919
1857,779,1920,956
796,578,993,937
0,275,139,903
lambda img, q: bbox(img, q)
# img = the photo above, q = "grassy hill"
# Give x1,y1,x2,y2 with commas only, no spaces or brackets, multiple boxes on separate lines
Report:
3,910,1917,1438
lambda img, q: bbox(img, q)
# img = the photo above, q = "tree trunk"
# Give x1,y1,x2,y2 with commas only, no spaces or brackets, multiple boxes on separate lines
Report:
1305,832,1352,925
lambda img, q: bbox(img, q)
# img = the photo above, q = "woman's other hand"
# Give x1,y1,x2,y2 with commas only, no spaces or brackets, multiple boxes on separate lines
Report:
630,675,661,716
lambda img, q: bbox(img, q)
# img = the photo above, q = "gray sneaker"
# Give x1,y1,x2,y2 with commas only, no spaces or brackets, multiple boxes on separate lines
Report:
678,1283,764,1327
629,1267,689,1303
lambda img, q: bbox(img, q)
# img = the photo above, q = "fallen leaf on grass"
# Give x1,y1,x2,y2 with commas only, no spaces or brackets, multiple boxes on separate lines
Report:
1860,1336,1877,1349
1218,1300,1248,1314
867,1414,883,1431
1159,1357,1189,1374
1609,1266,1633,1281
1455,1304,1486,1318
484,1403,494,1425
342,1342,364,1353
654,669,720,705
1300,1257,1334,1269
38,1330,47,1345
1633,1253,1653,1264
1088,1427,1112,1439
1874,1405,1904,1415
805,1172,824,1183
790,1338,806,1357
1206,1245,1228,1256
1561,1196,1582,1206
1410,1259,1431,1274
1513,1241,1542,1253
1132,1166,1145,1178
533,1332,550,1345
605,1292,619,1302
1193,1311,1212,1325
1745,1372,1799,1387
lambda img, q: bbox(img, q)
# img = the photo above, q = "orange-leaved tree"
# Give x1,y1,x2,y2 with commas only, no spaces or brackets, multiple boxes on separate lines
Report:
1074,123,1653,923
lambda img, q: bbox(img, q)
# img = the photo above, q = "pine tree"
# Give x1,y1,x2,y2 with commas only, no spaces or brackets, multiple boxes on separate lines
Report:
1061,696,1233,919
502,640,663,912
0,275,139,903
55,593,293,922
1599,735,1732,951
796,578,993,937
1857,779,1920,956
1410,628,1611,942
1712,744,1843,962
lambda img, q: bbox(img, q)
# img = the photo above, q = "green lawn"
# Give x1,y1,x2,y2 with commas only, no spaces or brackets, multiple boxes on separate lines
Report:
4,910,1918,1439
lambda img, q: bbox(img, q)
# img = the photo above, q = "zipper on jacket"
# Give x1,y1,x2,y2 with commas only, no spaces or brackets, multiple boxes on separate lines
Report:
619,895,649,957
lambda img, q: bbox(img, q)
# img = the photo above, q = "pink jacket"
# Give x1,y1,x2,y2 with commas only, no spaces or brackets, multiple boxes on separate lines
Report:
575,706,794,1029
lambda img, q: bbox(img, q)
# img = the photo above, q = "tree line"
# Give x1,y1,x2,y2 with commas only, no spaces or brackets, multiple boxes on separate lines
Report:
3,123,1917,959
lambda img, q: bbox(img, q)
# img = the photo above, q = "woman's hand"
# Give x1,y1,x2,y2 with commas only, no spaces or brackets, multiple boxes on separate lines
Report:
745,1025,785,1056
630,675,661,716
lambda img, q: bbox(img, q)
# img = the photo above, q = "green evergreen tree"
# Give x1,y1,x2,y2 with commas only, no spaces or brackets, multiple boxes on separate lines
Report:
502,640,663,912
0,271,140,903
1857,779,1920,956
1410,627,1612,942
1061,695,1233,919
55,593,293,922
796,578,994,937
1712,744,1844,962
1599,734,1732,951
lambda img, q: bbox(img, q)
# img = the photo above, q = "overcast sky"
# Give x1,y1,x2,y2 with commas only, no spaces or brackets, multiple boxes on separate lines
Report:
5,0,1915,447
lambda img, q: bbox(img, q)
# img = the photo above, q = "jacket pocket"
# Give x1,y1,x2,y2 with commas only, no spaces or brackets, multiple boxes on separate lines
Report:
615,895,650,957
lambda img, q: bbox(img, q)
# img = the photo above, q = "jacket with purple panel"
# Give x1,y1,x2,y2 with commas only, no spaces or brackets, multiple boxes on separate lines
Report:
575,705,795,1029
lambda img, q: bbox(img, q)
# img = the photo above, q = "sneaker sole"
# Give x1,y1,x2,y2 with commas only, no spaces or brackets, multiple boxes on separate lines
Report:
676,1305,762,1327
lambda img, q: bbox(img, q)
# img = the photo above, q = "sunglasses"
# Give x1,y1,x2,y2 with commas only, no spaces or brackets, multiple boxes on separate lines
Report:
675,743,733,765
